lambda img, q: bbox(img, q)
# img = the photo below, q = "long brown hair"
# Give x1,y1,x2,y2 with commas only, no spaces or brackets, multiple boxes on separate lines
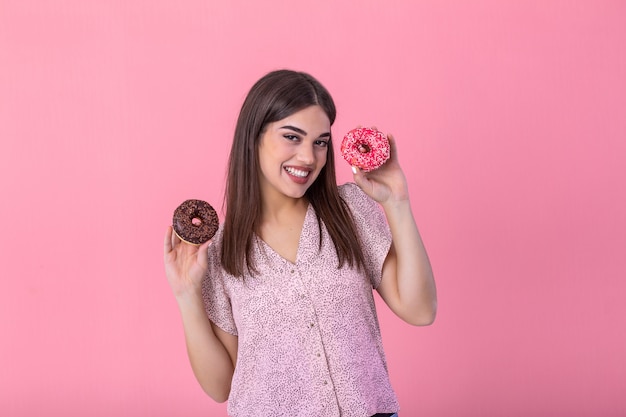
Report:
221,69,365,277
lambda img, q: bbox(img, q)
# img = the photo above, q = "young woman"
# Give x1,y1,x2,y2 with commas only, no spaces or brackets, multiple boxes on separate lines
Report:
164,69,437,417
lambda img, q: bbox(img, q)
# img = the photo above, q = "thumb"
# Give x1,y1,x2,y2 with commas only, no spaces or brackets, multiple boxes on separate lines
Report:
196,239,212,268
351,165,370,191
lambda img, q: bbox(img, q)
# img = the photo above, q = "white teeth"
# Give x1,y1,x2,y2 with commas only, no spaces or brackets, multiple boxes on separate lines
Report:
285,167,309,178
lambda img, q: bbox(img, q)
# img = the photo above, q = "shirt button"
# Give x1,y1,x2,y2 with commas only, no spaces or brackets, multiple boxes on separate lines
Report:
323,380,328,385
290,269,295,274
309,323,314,328
316,353,321,357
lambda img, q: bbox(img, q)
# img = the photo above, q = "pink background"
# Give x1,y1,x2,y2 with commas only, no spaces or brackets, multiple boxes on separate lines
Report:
1,1,625,416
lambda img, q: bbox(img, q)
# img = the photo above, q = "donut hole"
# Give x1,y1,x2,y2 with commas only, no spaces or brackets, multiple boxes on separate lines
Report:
192,217,203,227
357,143,371,153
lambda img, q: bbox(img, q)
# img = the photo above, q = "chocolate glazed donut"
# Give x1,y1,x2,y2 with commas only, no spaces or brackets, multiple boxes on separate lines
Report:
172,199,219,245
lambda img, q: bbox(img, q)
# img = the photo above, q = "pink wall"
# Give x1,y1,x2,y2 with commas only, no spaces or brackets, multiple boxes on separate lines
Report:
1,1,625,416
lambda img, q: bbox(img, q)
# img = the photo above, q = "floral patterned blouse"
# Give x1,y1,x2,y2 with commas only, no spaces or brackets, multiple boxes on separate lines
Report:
203,183,399,417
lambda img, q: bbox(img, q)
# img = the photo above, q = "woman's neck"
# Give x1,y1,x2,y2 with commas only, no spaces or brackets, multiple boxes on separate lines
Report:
260,194,309,225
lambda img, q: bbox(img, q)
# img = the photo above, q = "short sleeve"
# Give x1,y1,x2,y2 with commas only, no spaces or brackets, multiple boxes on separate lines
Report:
201,228,238,336
339,183,392,288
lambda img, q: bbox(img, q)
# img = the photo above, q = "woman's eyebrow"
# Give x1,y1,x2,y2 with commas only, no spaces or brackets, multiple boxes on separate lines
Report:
279,125,307,135
279,125,331,138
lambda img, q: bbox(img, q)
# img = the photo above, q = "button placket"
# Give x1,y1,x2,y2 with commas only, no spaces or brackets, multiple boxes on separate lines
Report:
290,267,309,299
294,262,335,394
306,303,333,390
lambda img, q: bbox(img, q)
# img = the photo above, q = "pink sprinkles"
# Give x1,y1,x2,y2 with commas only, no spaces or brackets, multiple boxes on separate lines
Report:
340,127,390,172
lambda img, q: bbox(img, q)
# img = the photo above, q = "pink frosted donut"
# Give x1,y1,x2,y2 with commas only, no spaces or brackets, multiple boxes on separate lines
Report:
340,127,390,172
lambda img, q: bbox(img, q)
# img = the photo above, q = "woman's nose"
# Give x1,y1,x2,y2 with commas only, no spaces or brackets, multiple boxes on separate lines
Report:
297,144,315,164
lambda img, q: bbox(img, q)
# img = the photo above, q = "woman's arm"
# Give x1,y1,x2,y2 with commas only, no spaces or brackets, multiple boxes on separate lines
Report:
164,226,238,401
176,291,237,401
351,133,437,326
376,201,437,325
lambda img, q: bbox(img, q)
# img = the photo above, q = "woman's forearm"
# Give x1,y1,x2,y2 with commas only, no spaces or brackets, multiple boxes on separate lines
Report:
176,292,236,402
381,199,437,325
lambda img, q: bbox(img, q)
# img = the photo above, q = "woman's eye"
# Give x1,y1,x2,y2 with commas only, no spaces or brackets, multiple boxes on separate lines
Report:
284,134,299,141
315,140,329,148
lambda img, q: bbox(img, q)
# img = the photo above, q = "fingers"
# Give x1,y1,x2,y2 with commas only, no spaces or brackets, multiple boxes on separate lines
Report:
172,227,181,249
387,133,399,162
354,124,377,131
164,226,173,254
164,225,182,254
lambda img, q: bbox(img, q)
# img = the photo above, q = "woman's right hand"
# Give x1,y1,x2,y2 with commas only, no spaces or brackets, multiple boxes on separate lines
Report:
163,226,212,299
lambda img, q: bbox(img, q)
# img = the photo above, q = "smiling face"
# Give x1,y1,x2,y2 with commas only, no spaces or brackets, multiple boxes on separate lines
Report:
257,105,331,204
